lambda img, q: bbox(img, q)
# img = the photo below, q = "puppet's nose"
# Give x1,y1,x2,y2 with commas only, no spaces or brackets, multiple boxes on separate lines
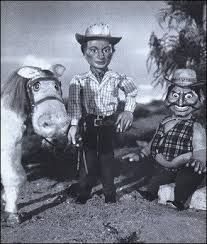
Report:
178,94,185,106
97,51,104,59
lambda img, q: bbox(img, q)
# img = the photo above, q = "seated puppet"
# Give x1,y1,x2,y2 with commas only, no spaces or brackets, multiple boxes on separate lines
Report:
122,68,206,210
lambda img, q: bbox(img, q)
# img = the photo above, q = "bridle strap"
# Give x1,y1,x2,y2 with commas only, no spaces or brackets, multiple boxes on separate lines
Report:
42,136,57,147
33,96,65,108
26,76,64,110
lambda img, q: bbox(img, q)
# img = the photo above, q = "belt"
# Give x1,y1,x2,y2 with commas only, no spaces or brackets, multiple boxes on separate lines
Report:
85,114,115,127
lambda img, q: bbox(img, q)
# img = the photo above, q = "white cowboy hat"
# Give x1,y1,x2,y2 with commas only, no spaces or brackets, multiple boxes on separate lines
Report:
75,23,122,45
165,69,205,87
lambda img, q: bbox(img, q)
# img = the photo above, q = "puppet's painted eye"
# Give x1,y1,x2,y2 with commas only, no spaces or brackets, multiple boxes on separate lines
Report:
103,47,112,54
88,48,97,54
185,93,193,99
33,82,40,91
172,92,179,98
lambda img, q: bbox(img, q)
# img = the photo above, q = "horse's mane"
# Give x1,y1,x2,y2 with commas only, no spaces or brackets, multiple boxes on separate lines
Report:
1,70,30,116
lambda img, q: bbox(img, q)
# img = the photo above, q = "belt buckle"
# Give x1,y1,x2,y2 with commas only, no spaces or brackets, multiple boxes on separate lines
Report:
94,115,103,127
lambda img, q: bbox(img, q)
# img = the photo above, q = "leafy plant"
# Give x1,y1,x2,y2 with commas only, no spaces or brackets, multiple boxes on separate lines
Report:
147,0,206,88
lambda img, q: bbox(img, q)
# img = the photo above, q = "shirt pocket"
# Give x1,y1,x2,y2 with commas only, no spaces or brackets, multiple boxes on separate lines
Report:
105,81,118,96
106,87,114,95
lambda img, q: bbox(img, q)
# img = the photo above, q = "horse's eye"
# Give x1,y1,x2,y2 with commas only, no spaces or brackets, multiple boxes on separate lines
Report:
55,84,59,90
33,82,40,91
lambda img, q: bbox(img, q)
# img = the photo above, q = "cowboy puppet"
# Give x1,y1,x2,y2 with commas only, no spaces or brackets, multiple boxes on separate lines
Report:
123,68,206,210
67,23,138,204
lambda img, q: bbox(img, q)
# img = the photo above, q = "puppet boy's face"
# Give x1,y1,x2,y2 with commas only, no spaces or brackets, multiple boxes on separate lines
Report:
84,40,113,70
165,86,201,117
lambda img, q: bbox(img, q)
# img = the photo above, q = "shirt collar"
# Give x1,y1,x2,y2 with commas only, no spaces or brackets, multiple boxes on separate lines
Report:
90,66,109,83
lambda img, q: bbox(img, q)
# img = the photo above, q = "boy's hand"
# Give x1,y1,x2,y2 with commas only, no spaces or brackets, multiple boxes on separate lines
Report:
67,125,78,145
186,159,206,174
122,152,141,162
115,111,133,132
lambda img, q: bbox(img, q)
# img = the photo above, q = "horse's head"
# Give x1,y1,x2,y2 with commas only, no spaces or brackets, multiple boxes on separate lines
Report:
17,65,70,143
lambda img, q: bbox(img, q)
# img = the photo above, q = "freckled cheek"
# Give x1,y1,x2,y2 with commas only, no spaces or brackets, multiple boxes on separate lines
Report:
85,54,94,64
184,97,198,105
85,53,93,59
106,54,112,63
167,95,178,104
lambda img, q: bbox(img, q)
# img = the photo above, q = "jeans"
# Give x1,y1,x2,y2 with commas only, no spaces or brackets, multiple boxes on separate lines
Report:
78,116,116,198
145,158,205,203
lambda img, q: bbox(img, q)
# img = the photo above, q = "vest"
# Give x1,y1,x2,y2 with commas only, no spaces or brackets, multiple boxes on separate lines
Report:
151,118,194,161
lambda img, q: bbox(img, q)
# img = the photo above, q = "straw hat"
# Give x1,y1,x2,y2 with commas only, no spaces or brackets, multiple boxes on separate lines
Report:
75,23,122,45
165,69,204,87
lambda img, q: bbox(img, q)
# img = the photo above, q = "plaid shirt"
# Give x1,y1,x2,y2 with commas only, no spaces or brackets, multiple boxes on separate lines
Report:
151,118,194,161
68,69,138,125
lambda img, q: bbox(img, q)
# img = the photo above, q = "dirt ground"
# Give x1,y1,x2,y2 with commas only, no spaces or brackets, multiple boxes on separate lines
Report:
1,146,206,243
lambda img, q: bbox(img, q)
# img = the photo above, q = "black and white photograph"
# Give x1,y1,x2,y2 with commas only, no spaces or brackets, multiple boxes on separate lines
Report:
1,1,206,243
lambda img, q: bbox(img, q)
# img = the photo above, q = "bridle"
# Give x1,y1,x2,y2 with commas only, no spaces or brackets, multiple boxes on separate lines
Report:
26,76,65,114
25,76,67,152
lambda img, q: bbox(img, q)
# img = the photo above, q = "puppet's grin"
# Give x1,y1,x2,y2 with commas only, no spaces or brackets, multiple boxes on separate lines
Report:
174,105,189,112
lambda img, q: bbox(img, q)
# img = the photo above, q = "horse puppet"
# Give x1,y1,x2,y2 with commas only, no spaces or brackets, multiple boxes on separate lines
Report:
1,65,71,225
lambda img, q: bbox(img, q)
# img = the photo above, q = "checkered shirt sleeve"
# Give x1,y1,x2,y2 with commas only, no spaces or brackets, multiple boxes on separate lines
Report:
67,75,82,125
118,74,138,112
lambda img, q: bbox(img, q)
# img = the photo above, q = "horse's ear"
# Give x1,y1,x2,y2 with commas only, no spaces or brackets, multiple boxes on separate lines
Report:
199,88,205,104
17,66,41,79
51,64,66,77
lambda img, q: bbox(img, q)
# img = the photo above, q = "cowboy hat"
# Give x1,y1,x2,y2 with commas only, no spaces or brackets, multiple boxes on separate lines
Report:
165,69,205,87
75,23,122,45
